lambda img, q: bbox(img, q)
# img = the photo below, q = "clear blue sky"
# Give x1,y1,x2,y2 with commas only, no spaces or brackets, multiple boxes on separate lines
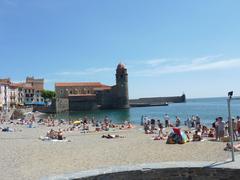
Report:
1,0,240,98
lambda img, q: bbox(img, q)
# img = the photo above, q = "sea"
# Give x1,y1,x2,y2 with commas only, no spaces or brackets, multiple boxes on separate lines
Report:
56,97,240,126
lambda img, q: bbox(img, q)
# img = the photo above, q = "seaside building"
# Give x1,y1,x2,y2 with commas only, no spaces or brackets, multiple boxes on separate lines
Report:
0,77,44,111
55,63,129,112
23,77,44,104
0,78,11,111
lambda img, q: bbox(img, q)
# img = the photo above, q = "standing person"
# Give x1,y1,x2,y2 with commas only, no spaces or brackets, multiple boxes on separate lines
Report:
218,117,225,141
164,114,170,128
236,116,240,137
158,121,164,137
175,116,181,127
185,116,191,129
157,120,161,129
196,115,201,129
92,116,96,126
233,118,238,141
150,119,155,131
214,118,219,141
141,115,144,126
191,115,195,128
104,116,109,125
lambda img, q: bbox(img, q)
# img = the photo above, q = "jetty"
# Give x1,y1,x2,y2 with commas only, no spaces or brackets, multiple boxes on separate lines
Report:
129,94,186,107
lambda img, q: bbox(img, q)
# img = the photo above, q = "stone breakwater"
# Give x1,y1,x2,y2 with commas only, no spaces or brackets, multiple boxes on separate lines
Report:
129,94,186,107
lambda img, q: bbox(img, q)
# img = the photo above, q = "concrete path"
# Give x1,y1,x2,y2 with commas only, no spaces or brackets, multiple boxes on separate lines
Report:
42,154,240,180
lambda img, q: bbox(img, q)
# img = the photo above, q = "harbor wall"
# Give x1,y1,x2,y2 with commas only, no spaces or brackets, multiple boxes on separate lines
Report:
129,94,186,105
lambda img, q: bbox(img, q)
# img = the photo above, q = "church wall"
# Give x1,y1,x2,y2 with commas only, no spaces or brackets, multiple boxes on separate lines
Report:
56,98,69,113
69,96,98,111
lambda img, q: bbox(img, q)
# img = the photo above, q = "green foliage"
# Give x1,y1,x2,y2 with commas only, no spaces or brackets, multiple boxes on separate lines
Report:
41,90,56,100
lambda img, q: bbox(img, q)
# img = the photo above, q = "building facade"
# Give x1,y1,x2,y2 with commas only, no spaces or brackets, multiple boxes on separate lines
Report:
0,77,44,111
55,63,129,112
0,81,10,111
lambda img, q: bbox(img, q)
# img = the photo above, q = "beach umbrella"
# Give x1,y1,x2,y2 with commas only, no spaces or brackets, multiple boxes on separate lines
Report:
73,120,81,125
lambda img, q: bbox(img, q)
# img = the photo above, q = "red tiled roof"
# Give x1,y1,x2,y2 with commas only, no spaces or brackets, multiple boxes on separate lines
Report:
22,83,34,89
0,78,11,84
10,83,24,88
55,82,110,88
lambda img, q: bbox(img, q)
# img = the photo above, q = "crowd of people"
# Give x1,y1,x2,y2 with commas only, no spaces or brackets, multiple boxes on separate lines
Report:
141,114,240,143
1,111,134,142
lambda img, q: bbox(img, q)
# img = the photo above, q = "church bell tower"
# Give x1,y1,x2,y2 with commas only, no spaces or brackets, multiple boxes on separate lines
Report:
115,63,129,108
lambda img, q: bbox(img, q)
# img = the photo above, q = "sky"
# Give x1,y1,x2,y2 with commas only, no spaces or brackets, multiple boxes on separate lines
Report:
1,0,240,99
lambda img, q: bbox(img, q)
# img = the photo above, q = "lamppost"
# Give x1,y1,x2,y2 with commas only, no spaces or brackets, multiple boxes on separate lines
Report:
227,91,235,162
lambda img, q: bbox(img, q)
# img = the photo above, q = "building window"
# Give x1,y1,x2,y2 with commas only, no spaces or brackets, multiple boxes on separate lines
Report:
31,98,33,101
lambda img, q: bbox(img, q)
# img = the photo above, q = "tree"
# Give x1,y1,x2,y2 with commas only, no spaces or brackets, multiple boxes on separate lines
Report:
41,90,56,100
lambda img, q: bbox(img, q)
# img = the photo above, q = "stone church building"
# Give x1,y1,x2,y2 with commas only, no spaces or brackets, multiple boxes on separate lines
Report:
55,63,129,112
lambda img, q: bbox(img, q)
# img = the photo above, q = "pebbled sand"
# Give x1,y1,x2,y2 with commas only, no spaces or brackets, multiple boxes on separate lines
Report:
0,124,232,180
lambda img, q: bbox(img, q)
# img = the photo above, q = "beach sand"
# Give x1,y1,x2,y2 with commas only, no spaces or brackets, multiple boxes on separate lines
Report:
0,123,233,180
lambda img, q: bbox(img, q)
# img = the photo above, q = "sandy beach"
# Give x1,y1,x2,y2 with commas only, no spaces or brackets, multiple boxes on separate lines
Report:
0,120,234,180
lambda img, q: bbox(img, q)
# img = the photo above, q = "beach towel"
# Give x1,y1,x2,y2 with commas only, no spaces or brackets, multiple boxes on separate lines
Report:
39,136,71,142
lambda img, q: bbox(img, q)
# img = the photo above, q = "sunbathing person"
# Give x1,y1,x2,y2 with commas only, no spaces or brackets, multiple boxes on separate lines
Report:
153,133,167,140
46,129,57,139
193,131,202,141
144,123,153,134
2,127,14,132
208,129,214,138
57,129,63,140
102,134,125,139
45,129,65,140
224,143,240,151
127,122,133,129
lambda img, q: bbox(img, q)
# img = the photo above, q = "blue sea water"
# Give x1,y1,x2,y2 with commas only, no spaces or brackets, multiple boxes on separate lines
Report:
56,97,240,126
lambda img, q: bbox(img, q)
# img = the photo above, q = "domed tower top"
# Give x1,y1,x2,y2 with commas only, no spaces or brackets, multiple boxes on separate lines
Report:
117,63,126,70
